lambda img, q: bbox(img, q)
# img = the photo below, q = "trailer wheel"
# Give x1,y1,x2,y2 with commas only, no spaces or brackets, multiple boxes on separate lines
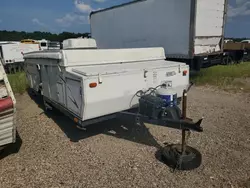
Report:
160,144,202,171
223,56,233,65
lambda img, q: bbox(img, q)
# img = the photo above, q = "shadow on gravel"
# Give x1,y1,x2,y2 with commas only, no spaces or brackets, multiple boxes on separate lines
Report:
0,131,22,160
28,90,162,148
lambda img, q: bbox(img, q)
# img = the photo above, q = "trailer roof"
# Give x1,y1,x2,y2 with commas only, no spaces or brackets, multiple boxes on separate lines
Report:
24,47,166,66
72,59,185,76
90,0,146,17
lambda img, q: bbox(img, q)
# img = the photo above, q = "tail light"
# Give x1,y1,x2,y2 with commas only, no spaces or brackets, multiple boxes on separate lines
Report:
183,70,188,76
89,82,97,88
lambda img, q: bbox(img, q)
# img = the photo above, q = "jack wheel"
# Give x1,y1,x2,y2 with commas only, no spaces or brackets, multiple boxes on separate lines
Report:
160,144,202,171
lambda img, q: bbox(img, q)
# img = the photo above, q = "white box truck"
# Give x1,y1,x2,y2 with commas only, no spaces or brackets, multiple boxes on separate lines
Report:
90,0,228,71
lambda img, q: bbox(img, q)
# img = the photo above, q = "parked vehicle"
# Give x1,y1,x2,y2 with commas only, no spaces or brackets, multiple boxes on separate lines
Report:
21,39,39,44
37,39,49,51
0,57,17,151
241,40,250,44
224,39,233,44
36,40,61,50
23,38,190,128
223,41,250,64
47,41,61,50
0,42,40,73
90,0,228,71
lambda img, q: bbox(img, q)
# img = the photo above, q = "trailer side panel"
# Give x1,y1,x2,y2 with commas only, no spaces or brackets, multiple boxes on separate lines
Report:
90,0,193,58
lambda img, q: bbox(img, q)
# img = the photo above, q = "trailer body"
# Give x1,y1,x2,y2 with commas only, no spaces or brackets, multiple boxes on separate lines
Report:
0,43,40,72
0,58,17,149
24,38,190,127
90,0,228,70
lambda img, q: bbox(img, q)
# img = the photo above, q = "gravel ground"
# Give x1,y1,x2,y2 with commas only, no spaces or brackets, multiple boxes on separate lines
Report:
1,87,250,188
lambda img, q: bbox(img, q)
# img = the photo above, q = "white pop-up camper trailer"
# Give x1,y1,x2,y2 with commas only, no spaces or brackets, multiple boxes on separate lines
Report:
23,38,190,128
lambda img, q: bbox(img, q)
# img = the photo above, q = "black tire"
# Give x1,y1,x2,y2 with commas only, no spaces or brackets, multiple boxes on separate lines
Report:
160,144,202,171
223,56,233,65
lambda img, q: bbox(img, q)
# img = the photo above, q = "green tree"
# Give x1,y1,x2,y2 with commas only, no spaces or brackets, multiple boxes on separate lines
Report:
0,30,91,42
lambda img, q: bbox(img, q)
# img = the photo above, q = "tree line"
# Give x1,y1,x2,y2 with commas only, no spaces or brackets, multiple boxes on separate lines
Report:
0,30,91,42
0,30,248,43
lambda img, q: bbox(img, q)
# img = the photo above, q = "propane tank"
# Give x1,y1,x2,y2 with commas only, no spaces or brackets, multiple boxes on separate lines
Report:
156,87,177,107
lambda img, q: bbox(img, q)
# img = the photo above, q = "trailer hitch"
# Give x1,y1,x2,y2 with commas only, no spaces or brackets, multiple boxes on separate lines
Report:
119,111,203,132
119,86,203,171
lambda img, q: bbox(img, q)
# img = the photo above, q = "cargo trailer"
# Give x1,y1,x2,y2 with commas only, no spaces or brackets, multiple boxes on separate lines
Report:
23,38,190,128
90,0,228,71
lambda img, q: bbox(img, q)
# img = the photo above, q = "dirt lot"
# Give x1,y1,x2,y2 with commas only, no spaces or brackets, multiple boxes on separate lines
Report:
1,87,250,188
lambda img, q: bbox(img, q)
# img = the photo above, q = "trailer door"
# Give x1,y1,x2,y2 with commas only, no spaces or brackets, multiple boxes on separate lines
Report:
194,0,226,55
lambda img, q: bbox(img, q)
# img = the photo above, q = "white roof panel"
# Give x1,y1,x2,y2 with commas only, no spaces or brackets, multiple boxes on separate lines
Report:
62,47,165,66
24,50,62,59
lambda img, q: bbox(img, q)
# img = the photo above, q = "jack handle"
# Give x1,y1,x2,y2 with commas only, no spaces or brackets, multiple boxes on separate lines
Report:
186,82,194,93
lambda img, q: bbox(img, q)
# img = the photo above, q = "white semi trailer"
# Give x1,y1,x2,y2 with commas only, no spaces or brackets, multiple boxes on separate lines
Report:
90,0,228,71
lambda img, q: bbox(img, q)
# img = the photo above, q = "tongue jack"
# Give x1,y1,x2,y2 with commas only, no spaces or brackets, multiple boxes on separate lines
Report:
160,89,202,171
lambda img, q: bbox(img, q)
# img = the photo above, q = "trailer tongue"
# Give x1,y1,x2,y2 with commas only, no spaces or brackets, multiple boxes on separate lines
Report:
118,82,203,171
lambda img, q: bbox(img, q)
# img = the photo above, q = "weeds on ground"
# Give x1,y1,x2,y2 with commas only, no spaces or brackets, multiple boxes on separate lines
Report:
191,63,250,92
7,72,28,94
